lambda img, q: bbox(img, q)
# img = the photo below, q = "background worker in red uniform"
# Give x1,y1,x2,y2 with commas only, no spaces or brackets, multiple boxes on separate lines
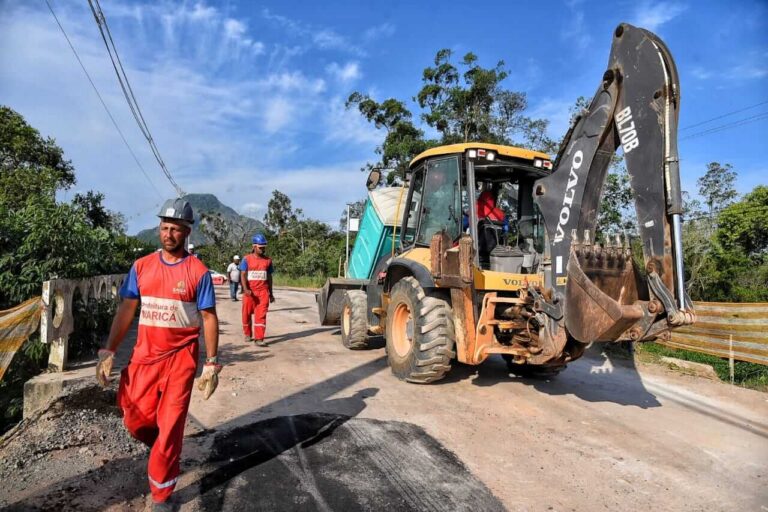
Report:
239,233,275,346
95,198,221,511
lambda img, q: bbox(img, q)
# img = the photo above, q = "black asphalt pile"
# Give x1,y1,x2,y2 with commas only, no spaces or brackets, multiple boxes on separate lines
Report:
0,383,149,511
193,413,506,512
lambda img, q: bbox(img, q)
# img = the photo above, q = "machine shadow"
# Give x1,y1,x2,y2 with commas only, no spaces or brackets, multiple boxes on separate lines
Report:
442,344,660,408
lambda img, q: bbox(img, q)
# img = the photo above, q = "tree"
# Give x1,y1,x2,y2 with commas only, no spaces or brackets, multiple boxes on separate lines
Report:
263,190,300,234
348,49,559,184
682,184,768,302
0,106,153,433
346,93,431,183
697,162,737,216
0,106,143,308
716,185,768,257
596,164,635,238
416,49,555,151
339,199,366,231
72,190,124,232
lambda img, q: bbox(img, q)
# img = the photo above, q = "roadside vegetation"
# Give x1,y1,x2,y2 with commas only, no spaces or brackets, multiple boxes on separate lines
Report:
635,343,768,392
0,106,154,433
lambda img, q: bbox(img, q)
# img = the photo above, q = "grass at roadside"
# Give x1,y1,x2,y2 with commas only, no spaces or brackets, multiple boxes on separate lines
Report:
634,342,768,392
273,274,325,289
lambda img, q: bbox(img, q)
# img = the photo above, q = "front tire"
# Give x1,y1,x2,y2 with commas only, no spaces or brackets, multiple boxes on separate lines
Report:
385,277,455,383
341,290,369,349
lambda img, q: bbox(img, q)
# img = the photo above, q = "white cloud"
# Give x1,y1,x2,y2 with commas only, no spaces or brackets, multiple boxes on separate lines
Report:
224,18,245,39
240,202,263,217
259,71,326,93
262,8,365,56
324,96,382,145
561,8,591,54
327,62,362,83
263,97,294,133
0,1,373,233
729,63,768,79
189,2,217,21
363,23,395,41
631,1,687,31
690,66,714,80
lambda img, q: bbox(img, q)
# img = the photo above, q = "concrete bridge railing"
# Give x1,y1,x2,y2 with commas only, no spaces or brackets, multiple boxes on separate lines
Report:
41,274,126,371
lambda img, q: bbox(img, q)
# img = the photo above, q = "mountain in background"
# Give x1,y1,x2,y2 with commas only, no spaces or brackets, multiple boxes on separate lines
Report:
135,193,266,247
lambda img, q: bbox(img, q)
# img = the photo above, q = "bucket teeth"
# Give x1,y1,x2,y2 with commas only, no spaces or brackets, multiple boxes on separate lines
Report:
572,229,581,255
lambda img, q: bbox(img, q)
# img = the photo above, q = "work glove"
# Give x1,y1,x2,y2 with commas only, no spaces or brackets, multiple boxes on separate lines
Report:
197,362,223,400
96,349,114,388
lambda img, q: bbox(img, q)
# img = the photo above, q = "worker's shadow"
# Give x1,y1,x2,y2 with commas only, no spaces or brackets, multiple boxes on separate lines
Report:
263,326,337,346
177,388,380,509
196,342,273,369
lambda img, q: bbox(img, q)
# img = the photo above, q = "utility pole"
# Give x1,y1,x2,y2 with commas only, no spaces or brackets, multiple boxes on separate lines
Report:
345,203,351,278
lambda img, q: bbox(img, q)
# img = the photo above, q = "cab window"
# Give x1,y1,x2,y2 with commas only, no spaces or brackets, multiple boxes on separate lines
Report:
416,156,461,245
401,167,424,246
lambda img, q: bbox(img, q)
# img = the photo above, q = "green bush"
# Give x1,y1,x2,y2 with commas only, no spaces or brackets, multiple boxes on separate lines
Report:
637,342,768,391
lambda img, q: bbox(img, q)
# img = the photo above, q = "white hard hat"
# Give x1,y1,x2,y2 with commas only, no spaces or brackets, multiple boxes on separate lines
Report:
233,255,240,260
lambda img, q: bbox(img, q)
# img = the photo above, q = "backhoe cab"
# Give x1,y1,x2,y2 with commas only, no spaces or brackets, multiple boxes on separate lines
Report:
317,23,695,383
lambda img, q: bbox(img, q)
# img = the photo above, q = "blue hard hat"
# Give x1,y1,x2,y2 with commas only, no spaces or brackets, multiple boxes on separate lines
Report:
252,233,267,245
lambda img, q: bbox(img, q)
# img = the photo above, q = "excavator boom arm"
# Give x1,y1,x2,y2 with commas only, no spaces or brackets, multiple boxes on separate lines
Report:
534,23,693,343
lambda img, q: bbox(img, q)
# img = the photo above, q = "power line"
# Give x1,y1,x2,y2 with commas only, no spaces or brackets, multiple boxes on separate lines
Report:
681,111,768,140
87,0,185,197
44,0,164,201
681,99,768,131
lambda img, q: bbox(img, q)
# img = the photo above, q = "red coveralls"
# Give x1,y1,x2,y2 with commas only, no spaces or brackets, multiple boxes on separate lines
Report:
477,190,505,221
117,252,211,503
241,254,273,341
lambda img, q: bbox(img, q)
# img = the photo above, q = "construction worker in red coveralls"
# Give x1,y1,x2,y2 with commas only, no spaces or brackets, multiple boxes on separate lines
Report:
95,198,222,512
240,233,275,346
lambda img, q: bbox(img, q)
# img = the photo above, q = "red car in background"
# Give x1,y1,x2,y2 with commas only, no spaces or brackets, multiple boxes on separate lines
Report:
209,270,227,285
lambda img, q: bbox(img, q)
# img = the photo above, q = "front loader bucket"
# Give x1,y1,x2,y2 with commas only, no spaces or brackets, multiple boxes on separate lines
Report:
564,250,646,343
316,278,367,326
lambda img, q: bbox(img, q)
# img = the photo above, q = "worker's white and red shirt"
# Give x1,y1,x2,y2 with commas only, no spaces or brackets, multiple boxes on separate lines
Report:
239,254,274,293
119,251,215,365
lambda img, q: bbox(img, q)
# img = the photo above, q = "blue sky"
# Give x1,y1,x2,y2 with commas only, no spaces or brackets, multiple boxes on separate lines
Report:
1,0,766,233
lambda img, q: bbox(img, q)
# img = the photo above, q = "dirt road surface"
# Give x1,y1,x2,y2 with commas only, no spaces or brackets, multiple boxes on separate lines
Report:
3,286,767,511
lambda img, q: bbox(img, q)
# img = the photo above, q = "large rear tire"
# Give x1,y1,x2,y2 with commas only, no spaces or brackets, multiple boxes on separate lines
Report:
341,290,369,349
385,277,455,383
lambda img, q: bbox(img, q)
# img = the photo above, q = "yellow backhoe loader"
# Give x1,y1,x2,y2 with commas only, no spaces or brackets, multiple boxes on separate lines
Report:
318,23,695,383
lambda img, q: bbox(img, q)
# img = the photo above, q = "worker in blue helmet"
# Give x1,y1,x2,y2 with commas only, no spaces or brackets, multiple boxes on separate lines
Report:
239,233,274,346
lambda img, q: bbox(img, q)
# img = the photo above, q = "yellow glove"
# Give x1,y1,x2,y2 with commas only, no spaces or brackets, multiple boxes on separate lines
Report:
96,349,114,388
197,362,223,400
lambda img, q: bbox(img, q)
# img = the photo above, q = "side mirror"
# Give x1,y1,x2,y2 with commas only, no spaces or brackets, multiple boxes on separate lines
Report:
366,169,381,190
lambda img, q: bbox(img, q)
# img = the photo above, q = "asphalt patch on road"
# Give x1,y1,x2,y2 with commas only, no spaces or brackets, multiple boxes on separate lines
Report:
194,413,505,511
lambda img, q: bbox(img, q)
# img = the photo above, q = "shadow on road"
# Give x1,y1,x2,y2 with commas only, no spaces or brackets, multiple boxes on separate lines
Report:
440,344,661,408
9,357,390,511
269,306,311,312
196,342,273,371
264,326,337,346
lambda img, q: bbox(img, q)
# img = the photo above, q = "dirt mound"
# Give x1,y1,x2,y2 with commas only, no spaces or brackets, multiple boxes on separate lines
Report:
0,383,149,511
